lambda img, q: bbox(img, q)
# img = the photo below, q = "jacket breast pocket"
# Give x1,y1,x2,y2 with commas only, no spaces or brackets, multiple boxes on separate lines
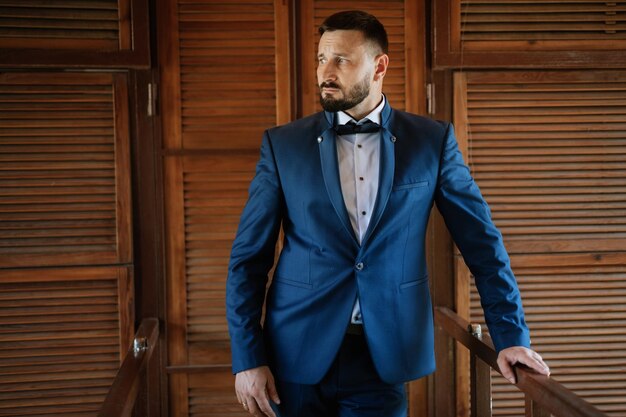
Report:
392,180,429,191
399,275,429,291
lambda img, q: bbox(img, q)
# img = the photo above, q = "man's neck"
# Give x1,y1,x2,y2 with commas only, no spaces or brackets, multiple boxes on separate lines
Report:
344,93,384,122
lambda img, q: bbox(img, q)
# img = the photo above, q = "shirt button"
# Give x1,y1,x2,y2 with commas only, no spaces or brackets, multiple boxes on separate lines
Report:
357,144,362,148
361,211,366,215
355,262,364,271
359,176,364,181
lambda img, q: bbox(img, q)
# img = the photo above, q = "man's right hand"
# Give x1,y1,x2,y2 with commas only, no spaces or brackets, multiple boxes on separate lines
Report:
235,365,281,417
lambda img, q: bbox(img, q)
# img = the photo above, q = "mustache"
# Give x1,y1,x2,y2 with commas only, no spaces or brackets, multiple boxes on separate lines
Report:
320,81,341,89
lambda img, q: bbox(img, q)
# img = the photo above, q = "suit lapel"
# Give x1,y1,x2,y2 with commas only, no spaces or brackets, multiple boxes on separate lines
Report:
318,113,359,246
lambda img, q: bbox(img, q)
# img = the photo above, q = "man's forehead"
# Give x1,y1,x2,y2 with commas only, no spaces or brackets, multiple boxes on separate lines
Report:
317,30,370,55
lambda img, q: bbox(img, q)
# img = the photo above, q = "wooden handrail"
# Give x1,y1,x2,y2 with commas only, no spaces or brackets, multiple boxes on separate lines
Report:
98,318,159,417
434,307,608,417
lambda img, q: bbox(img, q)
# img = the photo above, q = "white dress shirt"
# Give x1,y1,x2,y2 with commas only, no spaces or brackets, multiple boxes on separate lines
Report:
336,96,385,324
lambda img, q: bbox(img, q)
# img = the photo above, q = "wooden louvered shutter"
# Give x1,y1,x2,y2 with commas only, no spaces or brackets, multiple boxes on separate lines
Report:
159,1,291,415
434,0,626,67
0,73,132,268
0,72,134,415
0,267,133,416
454,71,626,416
0,0,149,67
299,0,424,115
167,155,260,416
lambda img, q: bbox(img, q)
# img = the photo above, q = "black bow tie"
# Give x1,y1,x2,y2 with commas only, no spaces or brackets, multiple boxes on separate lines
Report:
334,120,381,135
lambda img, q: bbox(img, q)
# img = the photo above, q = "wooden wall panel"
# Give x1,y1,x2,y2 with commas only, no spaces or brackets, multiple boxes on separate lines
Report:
159,1,291,415
0,72,133,268
164,155,258,356
183,155,258,365
434,0,626,68
0,70,135,415
454,71,626,417
164,153,260,416
174,0,283,150
456,71,626,255
0,266,133,417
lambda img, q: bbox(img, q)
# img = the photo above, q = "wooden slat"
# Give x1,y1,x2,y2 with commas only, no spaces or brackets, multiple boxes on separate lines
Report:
0,72,132,267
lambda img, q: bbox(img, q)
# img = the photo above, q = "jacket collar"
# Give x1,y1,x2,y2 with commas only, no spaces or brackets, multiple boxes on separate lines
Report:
322,96,392,132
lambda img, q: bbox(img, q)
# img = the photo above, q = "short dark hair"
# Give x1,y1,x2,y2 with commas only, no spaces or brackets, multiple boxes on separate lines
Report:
318,10,389,55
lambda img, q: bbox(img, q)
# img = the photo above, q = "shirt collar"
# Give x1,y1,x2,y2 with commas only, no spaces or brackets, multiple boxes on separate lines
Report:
337,95,386,126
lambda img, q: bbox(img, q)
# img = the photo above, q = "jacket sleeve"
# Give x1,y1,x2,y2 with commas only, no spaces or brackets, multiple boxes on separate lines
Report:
433,123,531,352
226,131,284,374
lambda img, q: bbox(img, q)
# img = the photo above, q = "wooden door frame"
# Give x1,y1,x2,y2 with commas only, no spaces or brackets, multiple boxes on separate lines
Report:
128,66,168,417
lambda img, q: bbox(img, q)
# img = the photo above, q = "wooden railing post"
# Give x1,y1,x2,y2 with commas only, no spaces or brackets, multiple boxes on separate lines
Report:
470,355,492,417
526,397,551,417
468,324,492,417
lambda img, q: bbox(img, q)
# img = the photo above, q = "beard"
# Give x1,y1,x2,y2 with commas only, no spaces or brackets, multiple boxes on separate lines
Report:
319,74,371,112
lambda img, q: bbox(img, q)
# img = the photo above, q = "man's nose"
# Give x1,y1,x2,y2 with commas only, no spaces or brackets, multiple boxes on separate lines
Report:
320,63,337,82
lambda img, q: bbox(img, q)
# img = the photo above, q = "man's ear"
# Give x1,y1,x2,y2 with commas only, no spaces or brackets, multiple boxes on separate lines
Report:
373,53,389,82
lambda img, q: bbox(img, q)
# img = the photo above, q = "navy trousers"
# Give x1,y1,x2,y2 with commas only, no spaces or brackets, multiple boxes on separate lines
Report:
271,333,407,417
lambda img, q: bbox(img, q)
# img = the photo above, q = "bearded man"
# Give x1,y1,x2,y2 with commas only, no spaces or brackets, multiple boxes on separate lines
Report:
226,10,550,417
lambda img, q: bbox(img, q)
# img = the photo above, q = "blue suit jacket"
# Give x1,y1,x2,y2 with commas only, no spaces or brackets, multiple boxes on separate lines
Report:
226,101,530,384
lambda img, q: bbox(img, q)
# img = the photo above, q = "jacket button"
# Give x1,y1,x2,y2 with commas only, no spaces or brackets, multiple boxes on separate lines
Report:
355,262,364,271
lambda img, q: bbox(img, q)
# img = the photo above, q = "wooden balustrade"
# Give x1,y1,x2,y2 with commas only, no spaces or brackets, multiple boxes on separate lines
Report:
98,318,160,417
434,307,608,417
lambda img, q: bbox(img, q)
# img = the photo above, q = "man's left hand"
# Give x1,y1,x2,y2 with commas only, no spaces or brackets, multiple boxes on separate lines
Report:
497,346,550,384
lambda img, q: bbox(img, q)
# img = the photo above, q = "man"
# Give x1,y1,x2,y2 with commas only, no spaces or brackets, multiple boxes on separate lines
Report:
226,10,550,417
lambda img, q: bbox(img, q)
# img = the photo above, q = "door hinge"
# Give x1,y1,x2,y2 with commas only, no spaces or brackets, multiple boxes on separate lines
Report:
147,82,157,117
426,83,435,116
